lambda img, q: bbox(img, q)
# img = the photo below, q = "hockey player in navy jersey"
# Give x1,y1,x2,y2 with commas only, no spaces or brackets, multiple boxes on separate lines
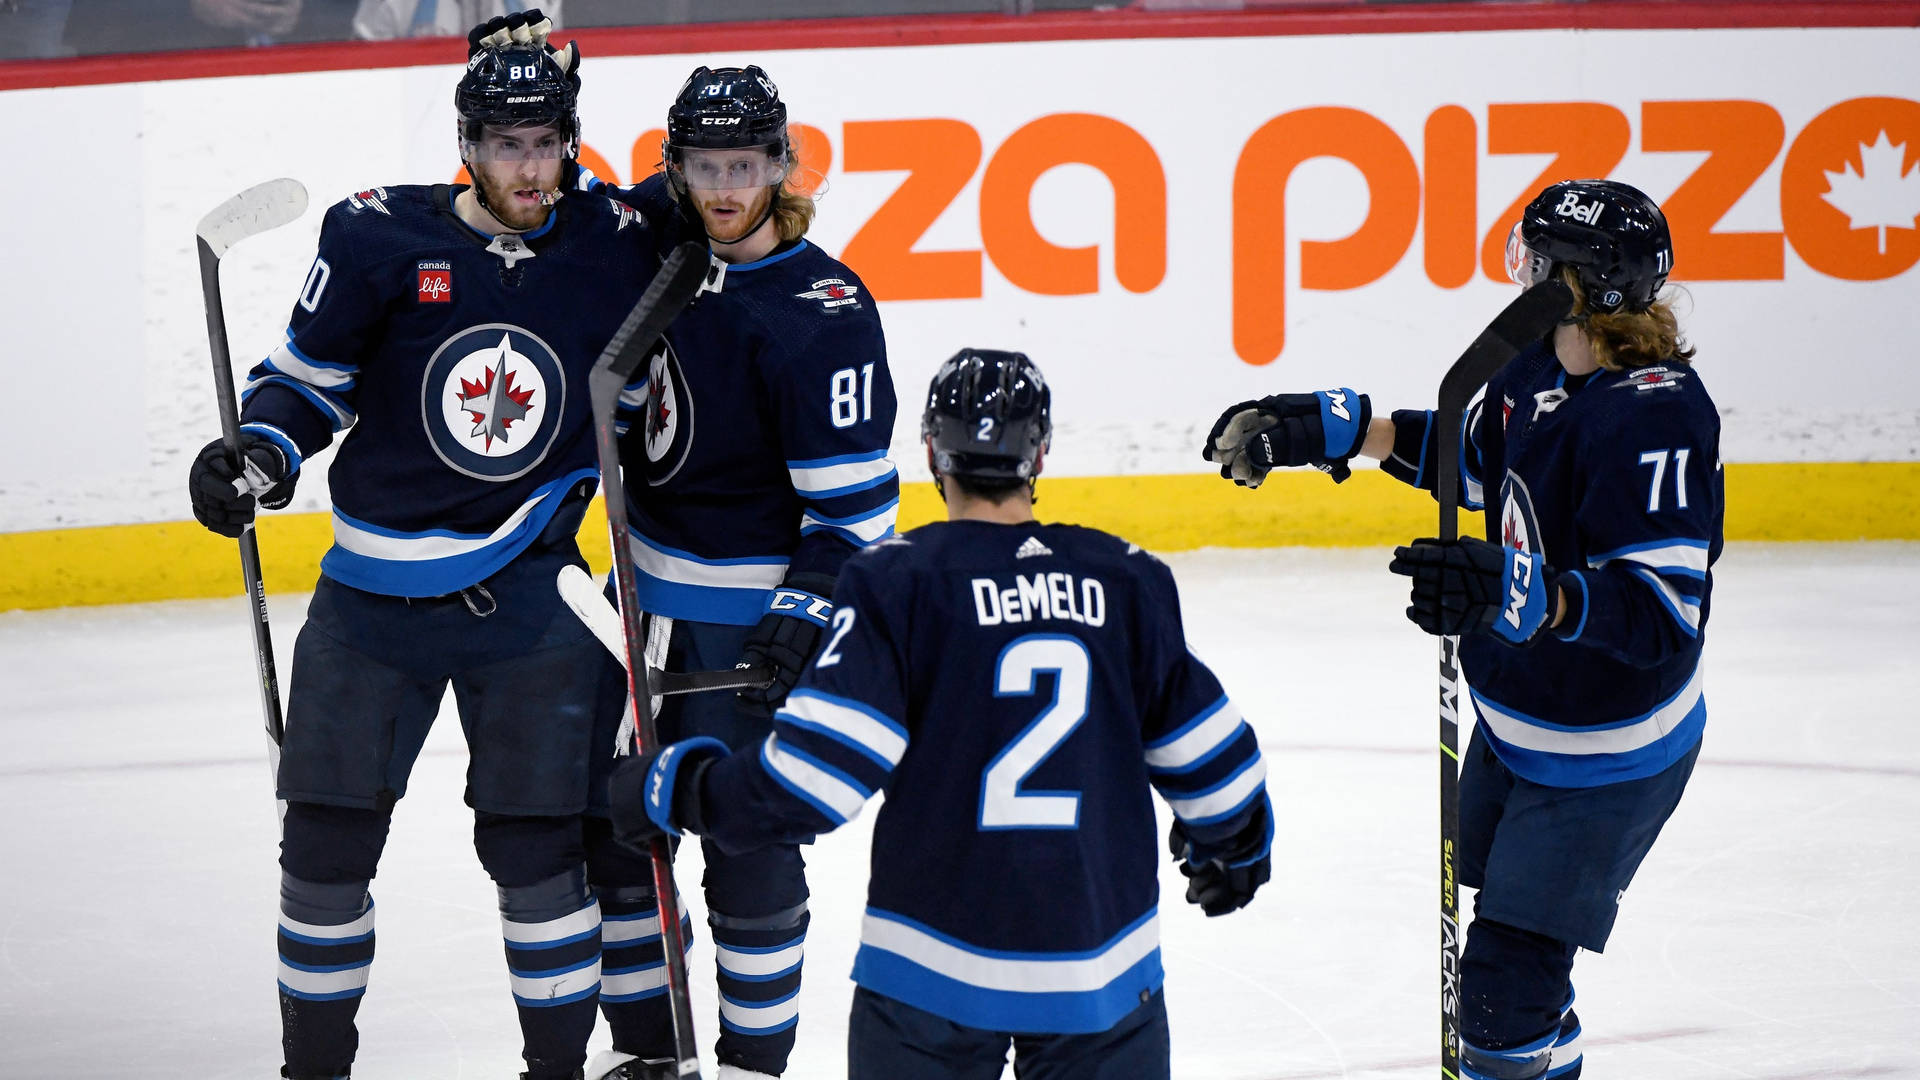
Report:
1204,180,1719,1079
608,349,1273,1079
185,33,667,1080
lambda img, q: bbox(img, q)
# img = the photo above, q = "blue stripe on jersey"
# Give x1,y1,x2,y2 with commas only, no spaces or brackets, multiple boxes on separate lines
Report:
1143,694,1244,775
1472,663,1706,787
727,241,810,272
242,374,355,432
626,527,789,626
851,906,1164,1035
760,733,876,826
1413,408,1433,489
1558,571,1592,641
787,450,896,499
240,421,305,474
777,689,909,771
799,499,899,547
1627,567,1703,636
1460,401,1485,511
1590,537,1712,579
1162,752,1267,826
319,467,593,597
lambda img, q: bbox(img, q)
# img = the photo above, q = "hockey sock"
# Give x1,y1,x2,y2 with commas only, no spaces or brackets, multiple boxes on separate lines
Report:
710,902,809,1075
1545,993,1582,1079
597,884,694,1057
1459,918,1578,1080
277,875,375,1078
500,869,602,1079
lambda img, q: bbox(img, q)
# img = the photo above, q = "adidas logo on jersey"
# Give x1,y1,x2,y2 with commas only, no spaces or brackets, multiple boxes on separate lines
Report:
1015,536,1053,559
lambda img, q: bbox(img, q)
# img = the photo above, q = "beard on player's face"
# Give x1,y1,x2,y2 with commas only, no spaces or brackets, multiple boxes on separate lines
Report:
473,159,561,231
693,184,775,243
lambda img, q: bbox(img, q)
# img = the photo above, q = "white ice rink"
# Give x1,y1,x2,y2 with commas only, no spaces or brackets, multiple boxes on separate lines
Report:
3,544,1917,1080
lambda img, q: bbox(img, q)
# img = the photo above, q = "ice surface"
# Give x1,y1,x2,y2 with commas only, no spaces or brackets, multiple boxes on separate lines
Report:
2,544,1916,1079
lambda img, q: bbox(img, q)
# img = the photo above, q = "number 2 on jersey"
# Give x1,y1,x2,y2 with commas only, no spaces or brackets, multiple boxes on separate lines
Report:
980,635,1090,830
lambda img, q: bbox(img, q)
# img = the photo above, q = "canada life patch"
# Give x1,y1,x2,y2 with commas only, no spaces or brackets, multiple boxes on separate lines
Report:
418,261,452,303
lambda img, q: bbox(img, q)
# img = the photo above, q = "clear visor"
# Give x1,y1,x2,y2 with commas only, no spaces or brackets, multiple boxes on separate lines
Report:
1504,222,1554,288
463,124,569,164
671,146,788,191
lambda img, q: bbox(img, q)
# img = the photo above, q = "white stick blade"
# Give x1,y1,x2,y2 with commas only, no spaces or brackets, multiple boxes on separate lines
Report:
197,178,310,258
557,564,626,665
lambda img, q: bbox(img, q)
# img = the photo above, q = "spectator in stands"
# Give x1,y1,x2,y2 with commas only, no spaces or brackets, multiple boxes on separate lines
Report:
352,0,560,39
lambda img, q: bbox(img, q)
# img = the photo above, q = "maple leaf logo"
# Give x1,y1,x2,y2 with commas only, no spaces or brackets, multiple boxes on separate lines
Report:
456,334,537,450
1820,130,1920,255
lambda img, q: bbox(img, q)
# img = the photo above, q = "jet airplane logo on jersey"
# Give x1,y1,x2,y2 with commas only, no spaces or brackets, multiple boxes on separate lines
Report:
456,344,537,450
641,338,695,485
1612,366,1689,392
347,187,392,216
421,324,566,482
796,278,861,311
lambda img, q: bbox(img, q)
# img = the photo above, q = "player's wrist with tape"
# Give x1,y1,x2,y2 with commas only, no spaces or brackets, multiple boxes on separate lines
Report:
1547,570,1589,642
1380,408,1434,487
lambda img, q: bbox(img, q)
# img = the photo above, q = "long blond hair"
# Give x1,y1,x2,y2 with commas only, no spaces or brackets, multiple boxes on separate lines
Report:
1562,267,1696,371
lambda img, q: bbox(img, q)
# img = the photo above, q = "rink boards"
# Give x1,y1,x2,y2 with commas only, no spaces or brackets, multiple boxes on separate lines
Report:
1,6,1917,608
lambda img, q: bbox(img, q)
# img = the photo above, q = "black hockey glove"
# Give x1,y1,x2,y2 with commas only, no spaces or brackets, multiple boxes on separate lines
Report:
1388,536,1558,646
608,736,731,851
466,8,579,93
1168,798,1273,917
1202,389,1371,487
188,433,296,539
735,572,837,720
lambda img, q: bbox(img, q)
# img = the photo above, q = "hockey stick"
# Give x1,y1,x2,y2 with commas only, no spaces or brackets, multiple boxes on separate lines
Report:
1431,279,1573,1079
195,177,310,810
587,240,713,1078
556,564,774,697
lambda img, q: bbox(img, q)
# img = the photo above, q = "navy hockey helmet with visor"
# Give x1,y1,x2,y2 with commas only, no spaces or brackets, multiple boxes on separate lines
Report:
663,65,790,192
1505,179,1674,313
455,43,580,164
922,349,1052,482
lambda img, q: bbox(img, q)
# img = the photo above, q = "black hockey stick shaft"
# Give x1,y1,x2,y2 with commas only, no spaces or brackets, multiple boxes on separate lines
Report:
193,180,309,792
1431,280,1573,1079
198,236,285,752
587,241,712,1075
657,664,774,697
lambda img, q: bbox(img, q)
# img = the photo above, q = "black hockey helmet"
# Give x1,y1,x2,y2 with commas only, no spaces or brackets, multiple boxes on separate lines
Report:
1506,179,1673,313
667,65,788,153
922,349,1052,482
455,43,580,159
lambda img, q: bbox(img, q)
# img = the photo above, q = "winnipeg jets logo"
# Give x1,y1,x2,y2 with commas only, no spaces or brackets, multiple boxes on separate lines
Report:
1499,469,1544,565
455,336,539,450
347,187,391,216
422,324,566,481
796,278,860,311
640,338,694,485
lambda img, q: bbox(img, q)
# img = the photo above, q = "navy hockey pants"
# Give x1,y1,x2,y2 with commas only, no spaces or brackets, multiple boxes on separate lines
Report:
275,542,610,1080
592,615,811,1077
1455,726,1700,1077
847,985,1171,1080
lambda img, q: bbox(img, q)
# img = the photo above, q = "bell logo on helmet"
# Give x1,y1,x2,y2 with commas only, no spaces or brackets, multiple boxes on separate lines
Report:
1553,191,1605,226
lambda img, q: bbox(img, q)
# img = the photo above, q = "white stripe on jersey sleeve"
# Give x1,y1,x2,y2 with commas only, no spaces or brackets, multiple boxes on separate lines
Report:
788,452,895,497
1165,753,1267,825
1591,540,1711,577
800,501,898,545
1627,566,1702,633
779,691,908,767
1144,696,1243,773
762,735,872,825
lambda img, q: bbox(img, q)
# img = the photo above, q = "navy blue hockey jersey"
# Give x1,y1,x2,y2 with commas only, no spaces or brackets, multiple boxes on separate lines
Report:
238,184,656,596
585,171,899,625
686,522,1271,1033
1383,340,1724,787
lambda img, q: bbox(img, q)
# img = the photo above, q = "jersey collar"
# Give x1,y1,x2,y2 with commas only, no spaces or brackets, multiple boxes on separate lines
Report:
721,239,808,273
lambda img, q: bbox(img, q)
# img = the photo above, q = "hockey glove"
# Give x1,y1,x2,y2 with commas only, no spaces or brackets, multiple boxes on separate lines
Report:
1388,536,1557,645
608,736,730,850
1168,797,1273,917
735,572,837,720
467,9,579,93
1202,389,1371,487
188,433,296,539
